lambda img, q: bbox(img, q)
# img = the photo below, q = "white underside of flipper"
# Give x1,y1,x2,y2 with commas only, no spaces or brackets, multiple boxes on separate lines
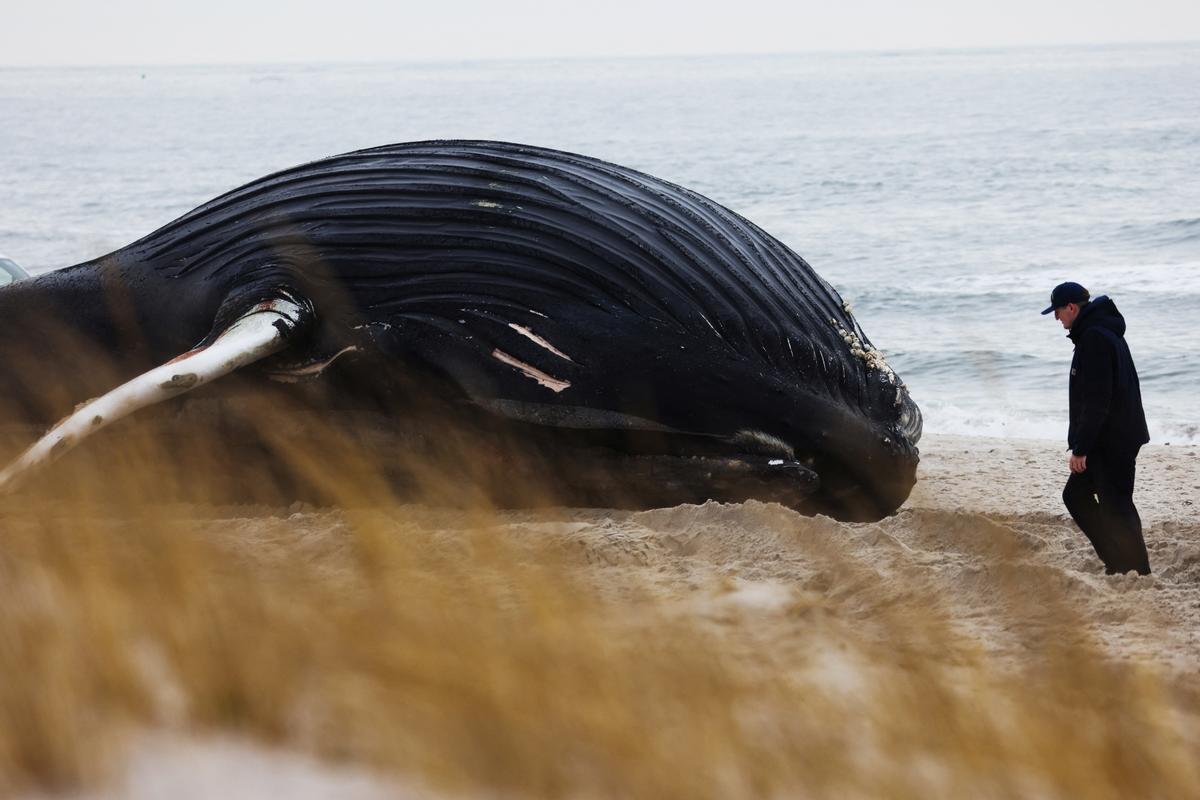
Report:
0,295,310,493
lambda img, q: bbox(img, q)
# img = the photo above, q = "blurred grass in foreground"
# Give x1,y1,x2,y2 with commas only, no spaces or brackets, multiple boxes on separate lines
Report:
0,392,1197,799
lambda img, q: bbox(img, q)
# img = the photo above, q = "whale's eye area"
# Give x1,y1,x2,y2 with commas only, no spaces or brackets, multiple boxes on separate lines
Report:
897,393,923,445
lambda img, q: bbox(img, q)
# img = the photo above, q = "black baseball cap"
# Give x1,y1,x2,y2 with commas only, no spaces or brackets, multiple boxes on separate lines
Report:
1041,282,1090,315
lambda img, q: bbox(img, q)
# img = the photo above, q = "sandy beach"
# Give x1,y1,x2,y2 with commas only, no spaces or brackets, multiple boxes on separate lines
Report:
8,431,1197,798
534,432,1200,678
904,435,1200,668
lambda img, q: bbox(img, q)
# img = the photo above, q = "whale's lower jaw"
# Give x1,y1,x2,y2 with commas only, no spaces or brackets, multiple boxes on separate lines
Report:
0,385,920,522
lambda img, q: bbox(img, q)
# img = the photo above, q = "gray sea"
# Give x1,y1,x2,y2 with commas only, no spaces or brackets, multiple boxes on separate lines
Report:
1,43,1198,443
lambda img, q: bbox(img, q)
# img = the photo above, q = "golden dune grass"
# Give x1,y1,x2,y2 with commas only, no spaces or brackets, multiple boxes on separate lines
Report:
0,395,1197,799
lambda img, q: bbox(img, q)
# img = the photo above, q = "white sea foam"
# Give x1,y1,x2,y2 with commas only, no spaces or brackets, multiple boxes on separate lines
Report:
924,400,1199,446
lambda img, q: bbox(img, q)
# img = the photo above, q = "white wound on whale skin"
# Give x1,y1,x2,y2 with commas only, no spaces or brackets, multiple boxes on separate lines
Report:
492,349,571,393
267,346,359,383
473,200,502,208
508,323,573,362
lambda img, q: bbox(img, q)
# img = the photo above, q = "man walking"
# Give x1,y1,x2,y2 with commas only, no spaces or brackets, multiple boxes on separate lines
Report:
1043,282,1151,575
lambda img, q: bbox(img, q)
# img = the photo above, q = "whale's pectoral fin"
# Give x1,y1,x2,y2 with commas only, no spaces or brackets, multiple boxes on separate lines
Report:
0,291,314,492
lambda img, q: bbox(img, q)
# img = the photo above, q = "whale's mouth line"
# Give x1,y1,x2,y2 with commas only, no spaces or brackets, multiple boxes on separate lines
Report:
462,396,827,507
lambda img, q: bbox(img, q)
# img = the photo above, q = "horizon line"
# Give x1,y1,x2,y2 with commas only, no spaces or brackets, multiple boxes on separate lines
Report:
1,37,1197,71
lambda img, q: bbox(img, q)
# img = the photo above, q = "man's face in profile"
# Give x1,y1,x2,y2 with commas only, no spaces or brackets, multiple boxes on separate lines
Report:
1054,302,1080,330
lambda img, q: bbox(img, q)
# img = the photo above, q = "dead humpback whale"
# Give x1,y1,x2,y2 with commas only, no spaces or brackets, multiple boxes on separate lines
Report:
0,141,921,520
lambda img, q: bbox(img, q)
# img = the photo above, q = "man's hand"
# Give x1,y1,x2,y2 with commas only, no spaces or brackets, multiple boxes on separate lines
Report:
1069,454,1088,473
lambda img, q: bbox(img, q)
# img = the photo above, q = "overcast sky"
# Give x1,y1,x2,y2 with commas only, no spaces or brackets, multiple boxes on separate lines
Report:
6,0,1199,66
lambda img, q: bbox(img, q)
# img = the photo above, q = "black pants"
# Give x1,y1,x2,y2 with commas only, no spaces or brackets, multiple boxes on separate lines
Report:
1062,447,1150,575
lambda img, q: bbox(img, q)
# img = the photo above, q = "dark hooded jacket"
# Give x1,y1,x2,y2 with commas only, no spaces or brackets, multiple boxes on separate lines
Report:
1067,296,1149,456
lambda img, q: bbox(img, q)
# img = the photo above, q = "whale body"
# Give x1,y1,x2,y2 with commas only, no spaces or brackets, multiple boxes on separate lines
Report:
0,141,921,520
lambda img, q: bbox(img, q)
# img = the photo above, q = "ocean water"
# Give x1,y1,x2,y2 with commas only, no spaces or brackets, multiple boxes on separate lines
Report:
1,44,1197,443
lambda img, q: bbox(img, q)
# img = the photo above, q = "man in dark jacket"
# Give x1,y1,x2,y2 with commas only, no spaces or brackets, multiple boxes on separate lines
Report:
1043,282,1151,575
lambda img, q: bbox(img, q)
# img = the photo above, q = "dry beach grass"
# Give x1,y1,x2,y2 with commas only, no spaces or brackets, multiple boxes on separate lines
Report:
1,399,1198,798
